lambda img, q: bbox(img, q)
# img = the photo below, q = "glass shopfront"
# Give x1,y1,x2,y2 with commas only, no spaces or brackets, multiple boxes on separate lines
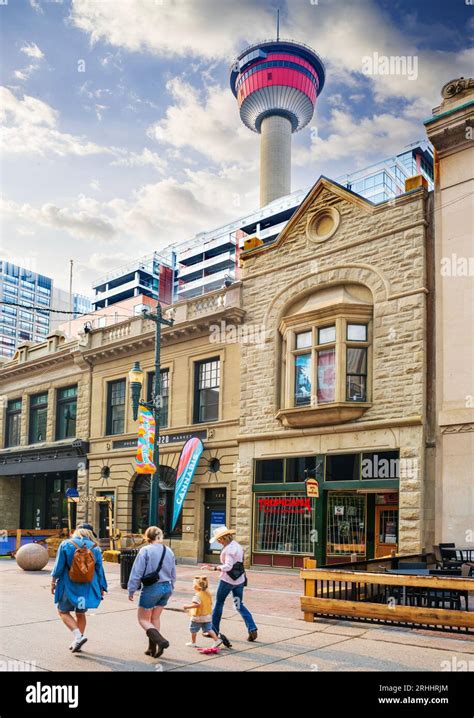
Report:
20,472,77,530
252,451,400,568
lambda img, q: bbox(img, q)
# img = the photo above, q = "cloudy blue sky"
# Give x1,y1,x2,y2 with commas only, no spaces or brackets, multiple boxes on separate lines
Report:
0,0,472,296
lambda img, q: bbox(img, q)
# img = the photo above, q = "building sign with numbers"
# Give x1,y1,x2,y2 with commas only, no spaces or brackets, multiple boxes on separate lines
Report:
112,430,207,450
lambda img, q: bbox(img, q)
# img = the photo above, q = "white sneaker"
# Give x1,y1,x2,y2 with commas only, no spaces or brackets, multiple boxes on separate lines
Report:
212,639,223,648
185,642,198,648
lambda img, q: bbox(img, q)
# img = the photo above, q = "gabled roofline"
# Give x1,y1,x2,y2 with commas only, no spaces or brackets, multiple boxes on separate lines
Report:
240,175,427,260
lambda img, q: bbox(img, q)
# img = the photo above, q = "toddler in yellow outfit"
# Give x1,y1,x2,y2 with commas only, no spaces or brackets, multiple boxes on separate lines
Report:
183,576,221,648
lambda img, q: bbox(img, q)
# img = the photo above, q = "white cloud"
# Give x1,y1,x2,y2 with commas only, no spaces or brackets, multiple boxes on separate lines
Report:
295,109,421,167
1,158,258,253
111,148,168,174
14,42,45,83
70,0,274,60
287,0,473,113
20,42,44,60
0,87,109,156
1,197,116,241
14,65,39,82
147,78,257,167
71,0,472,120
29,0,43,13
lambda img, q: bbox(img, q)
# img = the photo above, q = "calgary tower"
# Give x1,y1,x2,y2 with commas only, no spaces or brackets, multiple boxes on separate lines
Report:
230,21,325,206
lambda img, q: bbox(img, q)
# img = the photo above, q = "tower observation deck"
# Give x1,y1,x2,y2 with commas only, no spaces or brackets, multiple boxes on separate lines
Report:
230,39,325,206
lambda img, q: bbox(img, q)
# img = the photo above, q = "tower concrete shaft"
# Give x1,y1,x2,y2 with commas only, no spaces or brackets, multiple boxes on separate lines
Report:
259,115,292,206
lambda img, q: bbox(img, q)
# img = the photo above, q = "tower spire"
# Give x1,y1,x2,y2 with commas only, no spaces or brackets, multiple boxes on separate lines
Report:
276,8,280,41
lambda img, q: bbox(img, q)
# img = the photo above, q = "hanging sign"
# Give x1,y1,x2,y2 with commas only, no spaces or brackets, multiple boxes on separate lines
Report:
136,406,157,475
305,478,319,498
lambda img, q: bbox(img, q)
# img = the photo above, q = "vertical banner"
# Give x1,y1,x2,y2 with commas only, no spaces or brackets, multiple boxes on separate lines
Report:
136,406,157,474
171,437,204,532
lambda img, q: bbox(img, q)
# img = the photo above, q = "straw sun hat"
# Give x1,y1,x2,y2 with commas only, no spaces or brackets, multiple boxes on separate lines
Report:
211,525,236,542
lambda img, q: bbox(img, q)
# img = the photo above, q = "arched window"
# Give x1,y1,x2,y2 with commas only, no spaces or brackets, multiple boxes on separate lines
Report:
277,284,373,427
132,466,182,538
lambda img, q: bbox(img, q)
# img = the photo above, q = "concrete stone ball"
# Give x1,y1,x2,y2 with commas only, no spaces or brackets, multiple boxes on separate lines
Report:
15,543,49,571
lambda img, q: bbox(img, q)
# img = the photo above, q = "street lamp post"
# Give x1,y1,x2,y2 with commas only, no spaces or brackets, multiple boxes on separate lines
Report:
129,302,174,527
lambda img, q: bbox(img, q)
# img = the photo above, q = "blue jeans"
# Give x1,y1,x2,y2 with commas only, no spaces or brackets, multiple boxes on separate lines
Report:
212,580,257,635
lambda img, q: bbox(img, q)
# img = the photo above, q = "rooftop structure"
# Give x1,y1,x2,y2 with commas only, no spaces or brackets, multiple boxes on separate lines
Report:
91,250,176,311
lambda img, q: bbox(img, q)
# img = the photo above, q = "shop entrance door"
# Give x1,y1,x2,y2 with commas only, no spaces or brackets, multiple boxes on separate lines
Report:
203,488,226,563
375,505,399,558
98,492,115,539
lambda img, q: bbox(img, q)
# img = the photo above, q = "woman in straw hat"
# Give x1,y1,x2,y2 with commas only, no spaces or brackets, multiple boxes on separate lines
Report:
202,526,257,646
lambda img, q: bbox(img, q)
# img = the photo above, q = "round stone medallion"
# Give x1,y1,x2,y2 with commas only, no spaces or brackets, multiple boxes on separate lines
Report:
306,207,340,243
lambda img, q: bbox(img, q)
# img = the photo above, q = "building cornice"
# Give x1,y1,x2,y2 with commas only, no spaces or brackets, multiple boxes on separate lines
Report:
81,306,246,364
236,415,424,443
0,348,80,381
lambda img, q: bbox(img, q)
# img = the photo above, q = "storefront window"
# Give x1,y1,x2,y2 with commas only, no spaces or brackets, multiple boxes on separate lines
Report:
254,492,314,554
20,473,76,530
325,453,360,481
326,493,366,557
254,459,284,483
285,455,324,483
361,451,400,479
56,385,77,440
255,456,324,484
29,393,48,444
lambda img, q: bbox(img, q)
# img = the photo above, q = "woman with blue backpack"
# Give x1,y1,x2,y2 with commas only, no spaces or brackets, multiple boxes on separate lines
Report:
50,523,108,653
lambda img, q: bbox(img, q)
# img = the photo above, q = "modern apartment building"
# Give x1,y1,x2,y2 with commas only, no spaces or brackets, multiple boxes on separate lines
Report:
336,142,434,204
0,261,52,358
49,287,92,333
174,142,434,300
91,251,176,311
175,188,307,300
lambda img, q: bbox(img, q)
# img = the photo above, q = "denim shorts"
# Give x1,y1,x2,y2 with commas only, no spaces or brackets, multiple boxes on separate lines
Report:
57,597,87,614
189,620,213,634
138,580,172,609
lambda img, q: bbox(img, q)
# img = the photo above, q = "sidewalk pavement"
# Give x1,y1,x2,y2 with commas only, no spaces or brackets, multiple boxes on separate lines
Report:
0,559,473,672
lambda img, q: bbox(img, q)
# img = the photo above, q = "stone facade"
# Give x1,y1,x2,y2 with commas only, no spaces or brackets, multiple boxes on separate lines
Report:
0,331,91,530
425,77,474,547
237,178,434,562
65,285,243,562
0,288,243,562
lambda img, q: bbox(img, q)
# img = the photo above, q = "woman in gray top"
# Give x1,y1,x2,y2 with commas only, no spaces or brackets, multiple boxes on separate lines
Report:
128,525,176,658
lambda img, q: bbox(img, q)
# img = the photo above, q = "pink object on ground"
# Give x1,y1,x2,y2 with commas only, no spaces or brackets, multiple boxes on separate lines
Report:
197,647,221,655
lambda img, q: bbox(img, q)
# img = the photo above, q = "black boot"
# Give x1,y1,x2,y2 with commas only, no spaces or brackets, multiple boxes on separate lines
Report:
144,636,154,656
146,628,170,658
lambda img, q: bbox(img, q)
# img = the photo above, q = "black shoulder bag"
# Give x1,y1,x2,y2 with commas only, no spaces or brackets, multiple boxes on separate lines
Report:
141,545,167,587
227,549,248,586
